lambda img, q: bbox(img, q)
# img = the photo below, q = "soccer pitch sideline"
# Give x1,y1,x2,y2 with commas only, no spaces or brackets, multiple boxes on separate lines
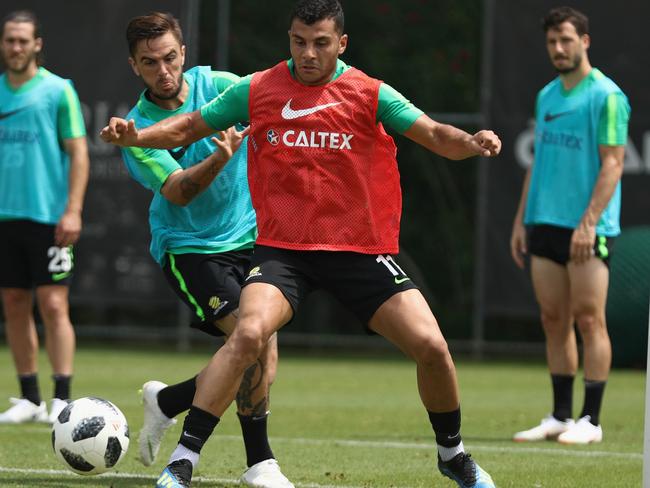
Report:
0,344,643,487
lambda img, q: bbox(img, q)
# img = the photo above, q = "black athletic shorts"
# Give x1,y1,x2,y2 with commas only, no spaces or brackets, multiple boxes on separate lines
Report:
243,245,419,326
528,224,615,266
162,249,253,337
0,220,74,288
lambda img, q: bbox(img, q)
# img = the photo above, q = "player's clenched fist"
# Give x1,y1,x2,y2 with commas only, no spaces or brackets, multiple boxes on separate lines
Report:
472,130,501,157
100,117,138,146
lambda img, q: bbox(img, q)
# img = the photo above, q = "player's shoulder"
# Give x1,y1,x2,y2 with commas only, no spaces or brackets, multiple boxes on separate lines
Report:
38,68,73,89
537,77,561,100
125,90,153,125
184,65,240,84
35,68,80,105
125,104,140,122
254,60,288,78
183,65,211,80
125,100,156,130
589,68,626,97
208,69,241,84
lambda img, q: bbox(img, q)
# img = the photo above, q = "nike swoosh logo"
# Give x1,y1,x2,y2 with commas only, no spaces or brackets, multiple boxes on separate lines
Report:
168,146,189,161
543,111,572,122
182,430,201,441
394,277,411,284
281,99,342,120
52,271,71,282
0,108,26,120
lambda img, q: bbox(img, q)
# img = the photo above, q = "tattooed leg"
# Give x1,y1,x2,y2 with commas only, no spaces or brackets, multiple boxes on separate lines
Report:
221,309,276,416
236,341,277,466
236,358,268,417
215,310,279,465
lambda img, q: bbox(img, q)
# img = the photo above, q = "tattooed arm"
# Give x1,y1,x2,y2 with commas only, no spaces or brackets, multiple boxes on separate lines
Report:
161,126,248,206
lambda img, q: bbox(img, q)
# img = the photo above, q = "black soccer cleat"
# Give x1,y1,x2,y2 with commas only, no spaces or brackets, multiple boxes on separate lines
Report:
156,459,193,488
437,452,495,487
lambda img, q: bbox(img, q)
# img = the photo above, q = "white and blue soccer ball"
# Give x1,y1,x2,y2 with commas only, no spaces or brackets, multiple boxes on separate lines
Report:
52,397,130,475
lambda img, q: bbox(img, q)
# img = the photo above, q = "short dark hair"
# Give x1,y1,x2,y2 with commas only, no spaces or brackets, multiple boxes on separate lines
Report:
1,10,41,39
542,6,589,36
290,0,345,34
126,12,183,57
1,10,43,65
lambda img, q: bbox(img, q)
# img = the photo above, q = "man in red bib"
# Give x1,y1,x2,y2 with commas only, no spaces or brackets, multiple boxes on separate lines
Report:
102,1,501,487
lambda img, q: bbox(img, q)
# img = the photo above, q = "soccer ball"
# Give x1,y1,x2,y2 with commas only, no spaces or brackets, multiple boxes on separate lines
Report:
51,397,130,475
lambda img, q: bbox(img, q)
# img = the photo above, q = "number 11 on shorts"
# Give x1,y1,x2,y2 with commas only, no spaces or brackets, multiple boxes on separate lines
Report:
376,254,410,284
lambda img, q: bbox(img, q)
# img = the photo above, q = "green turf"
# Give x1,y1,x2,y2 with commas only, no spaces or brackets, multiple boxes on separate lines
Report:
0,344,644,487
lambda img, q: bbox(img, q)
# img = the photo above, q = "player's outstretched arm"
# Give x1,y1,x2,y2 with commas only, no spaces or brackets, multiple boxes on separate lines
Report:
100,110,213,149
404,114,501,160
161,126,249,206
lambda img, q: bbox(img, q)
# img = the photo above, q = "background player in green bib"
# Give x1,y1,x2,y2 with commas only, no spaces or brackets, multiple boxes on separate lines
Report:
0,10,89,425
120,13,292,488
510,7,630,445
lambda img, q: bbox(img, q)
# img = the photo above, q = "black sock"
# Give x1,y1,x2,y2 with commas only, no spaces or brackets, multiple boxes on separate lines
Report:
551,374,574,421
428,408,462,447
238,412,274,467
52,374,72,400
178,406,220,453
579,379,606,425
19,374,41,406
158,376,197,419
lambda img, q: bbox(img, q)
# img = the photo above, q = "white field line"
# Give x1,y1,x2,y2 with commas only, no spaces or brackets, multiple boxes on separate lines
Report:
218,434,643,460
11,427,644,461
0,435,641,487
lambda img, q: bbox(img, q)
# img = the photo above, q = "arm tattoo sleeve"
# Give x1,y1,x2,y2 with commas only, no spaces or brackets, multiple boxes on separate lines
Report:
209,158,225,177
179,175,201,201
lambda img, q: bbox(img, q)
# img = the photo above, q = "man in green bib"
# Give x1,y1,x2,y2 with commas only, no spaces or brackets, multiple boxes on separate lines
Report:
0,10,89,425
511,6,630,445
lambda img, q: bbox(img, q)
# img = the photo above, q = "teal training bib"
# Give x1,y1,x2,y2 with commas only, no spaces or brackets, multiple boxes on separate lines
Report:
121,66,256,264
0,69,84,223
525,69,630,236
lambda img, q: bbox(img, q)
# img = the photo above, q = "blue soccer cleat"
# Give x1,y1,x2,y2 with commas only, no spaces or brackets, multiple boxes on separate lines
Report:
156,459,193,488
438,453,495,487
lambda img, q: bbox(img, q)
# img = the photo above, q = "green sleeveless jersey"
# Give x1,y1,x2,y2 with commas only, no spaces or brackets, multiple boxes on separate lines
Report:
525,69,630,236
0,67,86,223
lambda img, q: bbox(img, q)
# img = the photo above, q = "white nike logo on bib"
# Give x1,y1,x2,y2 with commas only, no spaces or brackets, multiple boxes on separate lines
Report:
281,99,342,120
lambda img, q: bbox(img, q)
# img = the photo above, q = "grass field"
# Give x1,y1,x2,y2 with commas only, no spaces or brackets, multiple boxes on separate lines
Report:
0,343,644,487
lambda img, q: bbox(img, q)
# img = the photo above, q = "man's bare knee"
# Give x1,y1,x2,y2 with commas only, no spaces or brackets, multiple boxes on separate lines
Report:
38,294,69,323
540,309,571,336
229,327,267,366
2,289,31,311
574,310,604,338
411,334,451,368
